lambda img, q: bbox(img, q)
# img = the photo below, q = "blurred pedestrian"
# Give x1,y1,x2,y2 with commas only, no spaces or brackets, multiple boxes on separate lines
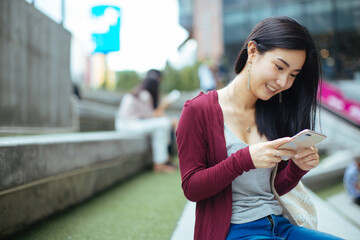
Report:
198,57,217,92
344,156,360,206
176,16,342,240
72,82,81,100
115,69,177,173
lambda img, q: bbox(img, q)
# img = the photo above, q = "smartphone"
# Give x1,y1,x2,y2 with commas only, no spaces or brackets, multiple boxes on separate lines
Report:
166,89,181,104
277,129,327,160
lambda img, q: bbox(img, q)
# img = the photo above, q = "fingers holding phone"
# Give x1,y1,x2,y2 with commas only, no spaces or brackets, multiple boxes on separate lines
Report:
292,146,320,171
249,137,296,169
275,129,325,171
277,129,326,161
250,130,325,170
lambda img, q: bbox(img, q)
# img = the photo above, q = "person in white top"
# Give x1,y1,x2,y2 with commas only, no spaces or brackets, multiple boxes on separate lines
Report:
115,69,177,173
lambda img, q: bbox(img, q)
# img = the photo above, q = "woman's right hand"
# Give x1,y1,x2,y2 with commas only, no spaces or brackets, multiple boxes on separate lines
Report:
249,137,296,168
152,108,165,117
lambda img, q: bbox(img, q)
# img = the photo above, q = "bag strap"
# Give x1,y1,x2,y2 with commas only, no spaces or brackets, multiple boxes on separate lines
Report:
271,163,318,229
271,163,298,225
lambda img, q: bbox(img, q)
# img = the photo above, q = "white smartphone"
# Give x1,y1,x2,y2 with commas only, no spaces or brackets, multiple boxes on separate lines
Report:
166,89,181,104
277,129,327,160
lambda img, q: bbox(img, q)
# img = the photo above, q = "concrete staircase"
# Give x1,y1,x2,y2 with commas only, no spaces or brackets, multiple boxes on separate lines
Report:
0,132,152,238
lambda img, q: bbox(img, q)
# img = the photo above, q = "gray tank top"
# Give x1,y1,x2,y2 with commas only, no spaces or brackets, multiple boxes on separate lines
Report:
224,124,283,224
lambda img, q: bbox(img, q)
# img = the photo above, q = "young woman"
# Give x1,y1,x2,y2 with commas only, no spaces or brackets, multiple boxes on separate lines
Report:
176,16,343,240
115,69,177,173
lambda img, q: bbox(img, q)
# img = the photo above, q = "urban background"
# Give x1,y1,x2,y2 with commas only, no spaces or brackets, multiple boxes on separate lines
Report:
0,0,359,239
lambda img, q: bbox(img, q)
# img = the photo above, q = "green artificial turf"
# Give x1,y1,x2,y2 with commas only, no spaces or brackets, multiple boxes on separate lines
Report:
11,170,187,240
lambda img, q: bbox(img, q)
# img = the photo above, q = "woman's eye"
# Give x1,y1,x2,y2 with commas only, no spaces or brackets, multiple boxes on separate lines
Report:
290,74,297,78
275,64,283,70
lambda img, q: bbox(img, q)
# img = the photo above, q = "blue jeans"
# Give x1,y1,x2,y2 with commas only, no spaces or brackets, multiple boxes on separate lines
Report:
226,215,344,240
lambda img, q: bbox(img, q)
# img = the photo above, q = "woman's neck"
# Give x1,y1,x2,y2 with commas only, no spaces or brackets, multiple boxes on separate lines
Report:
227,71,258,111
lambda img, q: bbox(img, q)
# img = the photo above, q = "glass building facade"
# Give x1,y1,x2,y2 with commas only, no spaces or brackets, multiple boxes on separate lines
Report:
223,0,360,81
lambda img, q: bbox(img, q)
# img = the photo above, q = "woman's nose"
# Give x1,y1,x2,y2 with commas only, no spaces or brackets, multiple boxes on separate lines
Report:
276,75,287,88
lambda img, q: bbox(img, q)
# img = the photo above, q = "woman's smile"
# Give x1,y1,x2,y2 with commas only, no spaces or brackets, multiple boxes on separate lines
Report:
265,82,278,94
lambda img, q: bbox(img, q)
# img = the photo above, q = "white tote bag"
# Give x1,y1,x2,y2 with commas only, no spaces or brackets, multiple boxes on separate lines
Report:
272,164,318,230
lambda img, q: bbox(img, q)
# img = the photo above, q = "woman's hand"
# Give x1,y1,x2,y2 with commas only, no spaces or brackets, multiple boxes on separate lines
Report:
292,147,319,171
152,98,172,117
249,137,296,168
152,108,165,117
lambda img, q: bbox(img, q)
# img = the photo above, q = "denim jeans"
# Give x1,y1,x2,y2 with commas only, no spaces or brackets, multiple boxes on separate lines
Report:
226,215,344,240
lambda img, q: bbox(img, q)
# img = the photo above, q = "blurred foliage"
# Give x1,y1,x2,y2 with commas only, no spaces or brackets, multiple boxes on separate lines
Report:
114,62,200,93
161,61,200,93
115,70,141,92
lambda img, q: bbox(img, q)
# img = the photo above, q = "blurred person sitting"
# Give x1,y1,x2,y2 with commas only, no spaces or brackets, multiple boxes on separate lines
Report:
115,69,177,173
343,156,360,206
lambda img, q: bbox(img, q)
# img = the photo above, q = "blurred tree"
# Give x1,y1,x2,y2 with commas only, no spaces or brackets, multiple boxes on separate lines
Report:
114,62,201,93
161,61,200,93
115,70,141,91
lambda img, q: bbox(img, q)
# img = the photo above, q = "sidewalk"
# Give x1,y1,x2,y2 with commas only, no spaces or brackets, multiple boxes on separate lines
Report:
309,190,360,239
327,191,360,229
171,201,195,240
171,189,360,240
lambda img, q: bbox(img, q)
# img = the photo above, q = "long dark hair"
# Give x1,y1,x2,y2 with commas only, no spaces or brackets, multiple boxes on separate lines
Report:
234,16,321,140
132,69,162,108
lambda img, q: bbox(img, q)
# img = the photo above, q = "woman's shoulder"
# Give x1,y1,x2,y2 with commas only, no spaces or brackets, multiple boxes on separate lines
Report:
120,93,134,105
184,90,217,109
138,90,152,100
121,91,152,107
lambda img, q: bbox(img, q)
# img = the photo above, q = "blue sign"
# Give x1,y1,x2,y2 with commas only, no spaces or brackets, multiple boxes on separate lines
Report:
91,5,121,54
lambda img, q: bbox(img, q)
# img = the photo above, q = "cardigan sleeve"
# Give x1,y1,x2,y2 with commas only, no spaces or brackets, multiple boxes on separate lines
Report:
274,159,308,196
176,99,255,202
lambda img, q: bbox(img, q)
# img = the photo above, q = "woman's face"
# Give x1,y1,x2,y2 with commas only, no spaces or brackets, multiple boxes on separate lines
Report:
249,48,306,101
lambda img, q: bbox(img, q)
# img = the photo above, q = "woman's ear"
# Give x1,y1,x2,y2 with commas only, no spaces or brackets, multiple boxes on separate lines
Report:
247,41,258,61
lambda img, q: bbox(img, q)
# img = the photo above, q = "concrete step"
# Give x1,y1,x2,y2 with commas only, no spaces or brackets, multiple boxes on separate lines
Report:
78,100,118,131
327,191,360,229
302,150,355,190
308,189,360,239
0,132,152,238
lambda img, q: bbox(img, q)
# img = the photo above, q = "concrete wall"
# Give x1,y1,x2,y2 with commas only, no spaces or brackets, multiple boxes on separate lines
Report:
0,0,73,132
0,132,152,238
78,90,123,132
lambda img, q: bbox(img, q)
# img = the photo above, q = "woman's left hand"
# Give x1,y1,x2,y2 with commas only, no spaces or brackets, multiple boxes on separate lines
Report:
292,147,319,171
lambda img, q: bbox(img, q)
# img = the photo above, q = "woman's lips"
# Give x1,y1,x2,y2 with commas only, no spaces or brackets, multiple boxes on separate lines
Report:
265,83,278,93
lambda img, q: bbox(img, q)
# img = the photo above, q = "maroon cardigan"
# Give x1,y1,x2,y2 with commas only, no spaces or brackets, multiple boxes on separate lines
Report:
176,91,307,240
